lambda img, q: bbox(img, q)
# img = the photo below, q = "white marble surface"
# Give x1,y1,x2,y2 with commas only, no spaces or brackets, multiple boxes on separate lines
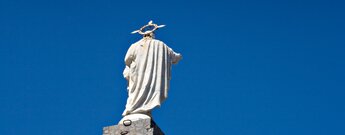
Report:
122,38,182,116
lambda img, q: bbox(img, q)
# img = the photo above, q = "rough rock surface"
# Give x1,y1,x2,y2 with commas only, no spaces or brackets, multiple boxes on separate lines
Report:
103,118,164,135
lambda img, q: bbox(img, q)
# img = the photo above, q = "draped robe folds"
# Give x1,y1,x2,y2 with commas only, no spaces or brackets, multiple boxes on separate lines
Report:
122,38,182,116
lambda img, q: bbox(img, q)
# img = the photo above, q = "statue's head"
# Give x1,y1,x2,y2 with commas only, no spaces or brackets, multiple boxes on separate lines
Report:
131,20,165,39
143,32,155,39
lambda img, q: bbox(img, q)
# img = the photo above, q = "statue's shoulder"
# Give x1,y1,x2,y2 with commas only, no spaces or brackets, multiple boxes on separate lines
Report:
152,39,165,44
128,40,143,50
131,39,166,47
132,39,143,45
152,39,169,48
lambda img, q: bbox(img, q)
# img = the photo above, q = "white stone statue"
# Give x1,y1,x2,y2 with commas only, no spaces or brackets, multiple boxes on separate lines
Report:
120,21,182,122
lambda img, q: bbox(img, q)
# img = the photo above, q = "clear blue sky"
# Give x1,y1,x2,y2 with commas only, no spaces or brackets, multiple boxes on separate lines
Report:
1,0,344,134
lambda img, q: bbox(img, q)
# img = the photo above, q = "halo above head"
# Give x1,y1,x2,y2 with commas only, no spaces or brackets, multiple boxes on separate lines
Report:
131,20,165,36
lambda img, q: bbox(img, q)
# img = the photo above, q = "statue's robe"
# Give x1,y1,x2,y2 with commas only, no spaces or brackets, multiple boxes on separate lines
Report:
122,38,181,116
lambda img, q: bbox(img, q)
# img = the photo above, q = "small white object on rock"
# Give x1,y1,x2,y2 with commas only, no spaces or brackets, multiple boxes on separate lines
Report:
118,113,151,125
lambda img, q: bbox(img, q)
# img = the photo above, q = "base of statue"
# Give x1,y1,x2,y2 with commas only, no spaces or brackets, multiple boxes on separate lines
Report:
103,115,164,135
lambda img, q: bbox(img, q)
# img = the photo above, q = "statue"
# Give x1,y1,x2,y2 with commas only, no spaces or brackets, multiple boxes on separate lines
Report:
120,21,182,122
103,21,180,135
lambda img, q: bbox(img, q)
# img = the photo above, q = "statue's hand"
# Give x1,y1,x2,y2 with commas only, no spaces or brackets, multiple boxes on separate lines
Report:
172,53,182,64
123,66,130,80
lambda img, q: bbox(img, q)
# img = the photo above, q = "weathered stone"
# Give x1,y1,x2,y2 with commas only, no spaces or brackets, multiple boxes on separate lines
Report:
103,118,164,135
122,20,182,116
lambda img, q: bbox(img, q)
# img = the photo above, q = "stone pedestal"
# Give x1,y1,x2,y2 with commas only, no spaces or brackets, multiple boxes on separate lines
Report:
103,118,164,135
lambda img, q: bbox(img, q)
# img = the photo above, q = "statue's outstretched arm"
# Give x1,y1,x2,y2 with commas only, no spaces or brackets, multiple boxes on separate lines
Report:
169,48,182,64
